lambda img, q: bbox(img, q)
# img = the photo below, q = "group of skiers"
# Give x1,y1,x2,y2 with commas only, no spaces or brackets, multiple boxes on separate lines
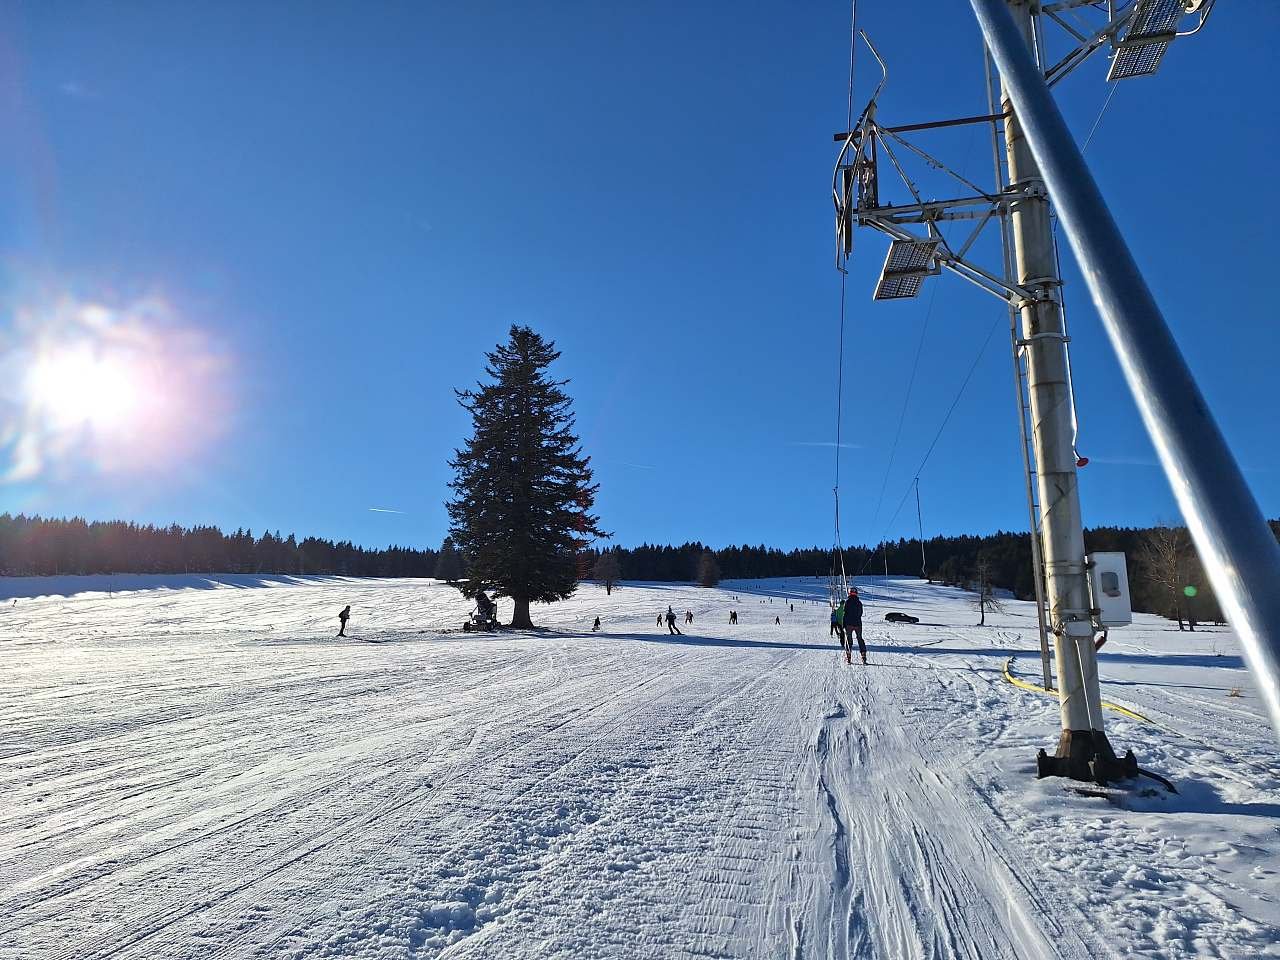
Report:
829,587,866,664
337,590,867,664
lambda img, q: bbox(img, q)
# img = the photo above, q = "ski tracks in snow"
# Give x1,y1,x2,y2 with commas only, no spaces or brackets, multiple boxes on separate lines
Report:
2,576,1277,959
777,654,1105,960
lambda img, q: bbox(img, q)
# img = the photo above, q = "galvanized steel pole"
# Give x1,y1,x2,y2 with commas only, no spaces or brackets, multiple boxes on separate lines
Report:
997,3,1107,776
972,0,1280,740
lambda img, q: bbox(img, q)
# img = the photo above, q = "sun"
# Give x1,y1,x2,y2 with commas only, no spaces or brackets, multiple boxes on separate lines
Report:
28,345,141,431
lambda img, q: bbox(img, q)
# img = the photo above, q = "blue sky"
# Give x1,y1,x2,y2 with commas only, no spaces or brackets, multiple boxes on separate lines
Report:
1,1,1276,552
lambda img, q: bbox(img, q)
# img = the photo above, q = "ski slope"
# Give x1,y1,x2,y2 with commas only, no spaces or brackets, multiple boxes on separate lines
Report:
1,575,1276,959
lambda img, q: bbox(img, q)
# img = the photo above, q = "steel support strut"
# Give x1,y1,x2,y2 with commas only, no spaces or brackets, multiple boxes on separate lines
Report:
971,0,1280,742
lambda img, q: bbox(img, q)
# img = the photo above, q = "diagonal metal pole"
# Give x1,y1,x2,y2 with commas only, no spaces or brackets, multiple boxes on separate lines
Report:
971,0,1280,740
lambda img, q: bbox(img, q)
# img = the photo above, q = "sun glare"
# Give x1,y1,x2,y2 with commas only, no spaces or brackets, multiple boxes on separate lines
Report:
1,295,231,482
29,346,141,431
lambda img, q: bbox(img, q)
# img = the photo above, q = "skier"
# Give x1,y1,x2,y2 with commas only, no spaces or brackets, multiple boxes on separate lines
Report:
829,603,842,640
774,615,780,625
790,602,794,613
665,606,683,635
337,605,351,637
846,587,866,664
657,612,664,627
685,610,693,625
592,616,601,632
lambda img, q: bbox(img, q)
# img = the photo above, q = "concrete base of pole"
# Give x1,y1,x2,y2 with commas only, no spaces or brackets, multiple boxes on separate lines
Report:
1036,729,1139,784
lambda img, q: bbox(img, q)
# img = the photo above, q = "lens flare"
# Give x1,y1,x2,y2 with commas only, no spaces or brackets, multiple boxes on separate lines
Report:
1,295,232,483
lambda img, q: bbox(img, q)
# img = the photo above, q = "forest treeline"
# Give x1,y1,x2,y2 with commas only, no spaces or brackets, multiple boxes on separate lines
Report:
0,514,438,579
587,521,1279,625
4,512,1277,625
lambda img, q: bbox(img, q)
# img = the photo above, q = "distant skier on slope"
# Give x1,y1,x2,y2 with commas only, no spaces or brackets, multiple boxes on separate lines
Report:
684,610,693,625
665,606,682,635
829,602,843,641
846,587,866,664
592,616,601,632
337,605,351,637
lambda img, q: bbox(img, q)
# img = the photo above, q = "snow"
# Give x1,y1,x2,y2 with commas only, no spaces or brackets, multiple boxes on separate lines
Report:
1,574,1276,959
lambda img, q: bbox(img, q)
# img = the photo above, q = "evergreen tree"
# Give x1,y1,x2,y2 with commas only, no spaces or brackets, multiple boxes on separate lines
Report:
446,326,606,628
696,549,721,587
434,537,465,582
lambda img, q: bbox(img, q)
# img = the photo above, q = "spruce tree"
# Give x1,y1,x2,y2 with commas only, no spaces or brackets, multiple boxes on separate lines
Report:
433,537,465,582
697,549,721,587
447,326,605,628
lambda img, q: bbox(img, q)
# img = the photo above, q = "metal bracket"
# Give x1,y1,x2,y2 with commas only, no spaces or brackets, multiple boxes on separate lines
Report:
1016,333,1071,346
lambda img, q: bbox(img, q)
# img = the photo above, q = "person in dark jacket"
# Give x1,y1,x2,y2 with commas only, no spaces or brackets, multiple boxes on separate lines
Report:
592,616,601,632
846,587,866,664
665,606,682,635
337,605,351,637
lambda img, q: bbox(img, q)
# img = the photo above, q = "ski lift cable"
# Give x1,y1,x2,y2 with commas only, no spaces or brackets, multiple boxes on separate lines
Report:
868,284,938,534
914,477,927,577
831,0,858,600
851,38,1118,580
867,128,981,536
912,314,1003,487
865,186,971,537
1080,82,1118,155
832,269,850,585
857,312,1004,576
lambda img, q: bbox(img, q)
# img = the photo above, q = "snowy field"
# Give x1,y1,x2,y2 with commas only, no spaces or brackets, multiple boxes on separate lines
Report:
1,574,1277,960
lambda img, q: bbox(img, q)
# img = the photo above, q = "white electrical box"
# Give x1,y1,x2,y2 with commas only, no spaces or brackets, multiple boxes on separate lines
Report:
1088,552,1132,627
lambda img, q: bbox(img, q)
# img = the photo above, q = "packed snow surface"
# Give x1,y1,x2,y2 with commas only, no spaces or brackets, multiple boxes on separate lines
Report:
1,574,1277,959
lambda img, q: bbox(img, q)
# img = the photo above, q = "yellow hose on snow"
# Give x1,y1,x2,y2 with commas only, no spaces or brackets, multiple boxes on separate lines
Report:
1002,656,1152,725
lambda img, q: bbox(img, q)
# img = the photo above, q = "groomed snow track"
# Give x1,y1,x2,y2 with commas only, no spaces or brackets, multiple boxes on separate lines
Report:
1,576,1276,958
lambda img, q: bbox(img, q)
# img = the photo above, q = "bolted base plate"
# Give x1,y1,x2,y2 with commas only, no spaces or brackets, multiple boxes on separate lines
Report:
1036,729,1139,785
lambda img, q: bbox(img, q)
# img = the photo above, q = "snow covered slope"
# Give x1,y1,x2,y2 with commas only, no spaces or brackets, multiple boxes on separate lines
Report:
1,576,1276,959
